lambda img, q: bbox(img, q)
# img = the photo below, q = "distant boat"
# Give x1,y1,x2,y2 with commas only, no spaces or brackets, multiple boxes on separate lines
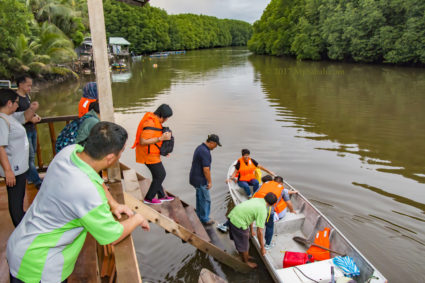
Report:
0,80,17,90
111,62,127,70
149,52,169,58
132,55,142,61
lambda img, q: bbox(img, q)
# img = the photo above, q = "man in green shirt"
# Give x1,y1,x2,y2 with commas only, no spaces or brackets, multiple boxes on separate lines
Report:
227,192,277,268
7,121,150,283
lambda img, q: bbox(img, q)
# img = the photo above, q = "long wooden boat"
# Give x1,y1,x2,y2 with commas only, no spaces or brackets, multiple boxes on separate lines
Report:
226,161,387,283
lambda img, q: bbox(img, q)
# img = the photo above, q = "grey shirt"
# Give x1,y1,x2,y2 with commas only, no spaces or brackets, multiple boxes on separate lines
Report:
0,112,29,177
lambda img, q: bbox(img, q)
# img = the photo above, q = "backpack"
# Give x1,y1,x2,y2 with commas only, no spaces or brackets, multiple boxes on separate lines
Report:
143,126,174,156
55,115,91,153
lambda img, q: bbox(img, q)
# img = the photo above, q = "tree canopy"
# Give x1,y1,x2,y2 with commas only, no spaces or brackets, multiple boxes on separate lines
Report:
0,0,252,78
103,0,252,54
248,0,425,65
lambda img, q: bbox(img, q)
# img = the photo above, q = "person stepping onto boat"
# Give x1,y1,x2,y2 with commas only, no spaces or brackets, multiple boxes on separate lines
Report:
217,176,272,233
189,134,221,225
253,175,298,249
7,122,150,283
226,149,275,197
132,104,174,205
227,192,277,268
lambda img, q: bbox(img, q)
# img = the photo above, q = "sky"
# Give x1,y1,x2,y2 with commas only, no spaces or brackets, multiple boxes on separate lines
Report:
149,0,271,23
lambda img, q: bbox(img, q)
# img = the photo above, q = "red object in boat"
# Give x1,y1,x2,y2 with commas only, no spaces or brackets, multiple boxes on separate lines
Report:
283,251,315,268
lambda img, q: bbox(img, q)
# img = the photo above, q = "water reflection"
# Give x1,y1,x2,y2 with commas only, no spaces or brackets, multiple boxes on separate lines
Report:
249,55,425,184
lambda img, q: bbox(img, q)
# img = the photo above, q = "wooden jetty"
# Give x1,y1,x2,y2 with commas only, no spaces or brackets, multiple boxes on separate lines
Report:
121,166,252,273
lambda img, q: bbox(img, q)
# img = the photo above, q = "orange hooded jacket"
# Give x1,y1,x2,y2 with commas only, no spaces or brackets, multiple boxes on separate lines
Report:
132,112,163,164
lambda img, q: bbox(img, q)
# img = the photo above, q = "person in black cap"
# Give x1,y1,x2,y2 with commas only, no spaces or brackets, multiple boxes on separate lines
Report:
189,134,221,225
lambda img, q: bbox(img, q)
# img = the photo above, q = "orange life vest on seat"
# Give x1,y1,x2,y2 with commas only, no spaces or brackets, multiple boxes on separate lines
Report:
78,97,97,117
307,227,331,261
132,112,163,164
237,157,256,182
253,181,287,214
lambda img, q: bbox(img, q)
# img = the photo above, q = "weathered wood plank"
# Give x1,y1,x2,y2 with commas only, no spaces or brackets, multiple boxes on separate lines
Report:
184,206,211,243
124,192,252,273
198,268,228,283
108,182,142,283
68,234,100,283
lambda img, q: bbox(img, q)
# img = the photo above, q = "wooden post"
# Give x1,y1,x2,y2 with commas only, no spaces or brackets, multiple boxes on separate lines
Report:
35,124,43,169
87,0,121,181
48,122,57,156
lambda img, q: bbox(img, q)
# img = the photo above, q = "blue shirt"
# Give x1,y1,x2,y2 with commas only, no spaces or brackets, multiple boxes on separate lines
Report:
189,143,211,187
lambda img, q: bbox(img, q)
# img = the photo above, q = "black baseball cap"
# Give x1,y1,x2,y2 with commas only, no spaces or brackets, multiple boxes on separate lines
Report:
207,134,221,146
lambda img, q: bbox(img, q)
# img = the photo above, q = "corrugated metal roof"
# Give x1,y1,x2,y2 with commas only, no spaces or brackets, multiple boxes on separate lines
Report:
109,37,130,45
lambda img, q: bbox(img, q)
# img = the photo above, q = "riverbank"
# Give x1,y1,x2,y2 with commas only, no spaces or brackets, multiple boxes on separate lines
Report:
31,72,79,93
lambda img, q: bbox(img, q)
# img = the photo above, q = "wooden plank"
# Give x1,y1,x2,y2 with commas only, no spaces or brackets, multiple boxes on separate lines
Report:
122,169,142,200
198,268,228,283
184,206,211,242
124,192,252,273
108,182,142,283
166,196,195,233
68,234,100,283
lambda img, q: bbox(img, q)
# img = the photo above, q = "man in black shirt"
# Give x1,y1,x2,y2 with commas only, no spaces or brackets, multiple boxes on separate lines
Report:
16,75,42,189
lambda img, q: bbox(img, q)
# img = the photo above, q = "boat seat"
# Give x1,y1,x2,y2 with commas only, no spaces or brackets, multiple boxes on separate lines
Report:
275,259,345,283
274,212,306,234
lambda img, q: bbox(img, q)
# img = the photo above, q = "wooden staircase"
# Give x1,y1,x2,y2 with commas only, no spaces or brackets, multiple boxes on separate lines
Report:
120,167,251,273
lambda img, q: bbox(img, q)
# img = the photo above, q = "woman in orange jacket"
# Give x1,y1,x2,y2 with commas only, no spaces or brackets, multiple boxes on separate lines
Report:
132,104,173,204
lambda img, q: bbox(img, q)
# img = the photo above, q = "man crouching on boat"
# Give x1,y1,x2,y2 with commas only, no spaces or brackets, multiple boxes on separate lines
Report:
7,122,150,283
227,192,277,268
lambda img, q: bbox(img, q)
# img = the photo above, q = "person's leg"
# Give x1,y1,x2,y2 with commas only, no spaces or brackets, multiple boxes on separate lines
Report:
196,185,210,223
249,178,260,193
145,162,166,201
26,130,42,186
265,212,274,246
6,173,27,227
237,181,251,196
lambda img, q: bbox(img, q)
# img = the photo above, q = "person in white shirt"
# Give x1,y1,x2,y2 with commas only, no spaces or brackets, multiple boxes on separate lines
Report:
0,88,40,226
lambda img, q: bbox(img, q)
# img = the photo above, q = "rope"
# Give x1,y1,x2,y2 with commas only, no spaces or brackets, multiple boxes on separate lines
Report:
293,266,320,283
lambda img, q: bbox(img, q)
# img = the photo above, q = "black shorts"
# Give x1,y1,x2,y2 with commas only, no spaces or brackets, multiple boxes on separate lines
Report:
229,221,250,253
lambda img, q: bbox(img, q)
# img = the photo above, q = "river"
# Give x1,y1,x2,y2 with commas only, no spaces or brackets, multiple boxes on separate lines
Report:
33,47,425,282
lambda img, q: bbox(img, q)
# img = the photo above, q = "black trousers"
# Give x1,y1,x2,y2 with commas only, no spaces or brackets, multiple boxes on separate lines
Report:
145,162,166,200
10,274,67,283
6,172,27,227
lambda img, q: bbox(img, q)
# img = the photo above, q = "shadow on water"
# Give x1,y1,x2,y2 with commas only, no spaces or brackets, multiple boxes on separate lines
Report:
248,54,425,184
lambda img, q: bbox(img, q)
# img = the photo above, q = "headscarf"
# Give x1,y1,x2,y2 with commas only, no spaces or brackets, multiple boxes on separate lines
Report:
83,82,98,99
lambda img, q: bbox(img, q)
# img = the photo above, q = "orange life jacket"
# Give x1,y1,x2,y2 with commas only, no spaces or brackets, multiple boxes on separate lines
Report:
78,97,97,117
253,181,287,214
132,112,163,164
237,157,256,182
307,227,331,261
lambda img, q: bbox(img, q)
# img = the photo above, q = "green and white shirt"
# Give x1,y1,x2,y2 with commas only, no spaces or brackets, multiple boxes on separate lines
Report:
7,144,123,283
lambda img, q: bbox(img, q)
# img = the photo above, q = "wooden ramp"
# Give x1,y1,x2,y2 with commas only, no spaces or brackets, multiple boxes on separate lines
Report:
121,167,251,273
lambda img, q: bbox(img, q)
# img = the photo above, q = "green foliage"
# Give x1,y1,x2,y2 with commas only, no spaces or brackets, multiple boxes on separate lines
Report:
249,0,425,64
103,1,252,53
0,0,33,77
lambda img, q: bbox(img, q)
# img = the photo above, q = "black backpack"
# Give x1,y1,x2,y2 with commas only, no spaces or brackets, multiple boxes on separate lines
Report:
143,126,174,156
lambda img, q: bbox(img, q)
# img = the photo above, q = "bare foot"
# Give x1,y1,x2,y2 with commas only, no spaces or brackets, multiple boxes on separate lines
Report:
247,261,258,269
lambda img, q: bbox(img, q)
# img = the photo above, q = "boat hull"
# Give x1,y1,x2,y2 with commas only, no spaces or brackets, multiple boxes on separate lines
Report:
226,162,386,283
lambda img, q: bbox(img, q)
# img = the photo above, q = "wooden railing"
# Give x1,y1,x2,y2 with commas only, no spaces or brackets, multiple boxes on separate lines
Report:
35,115,78,169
